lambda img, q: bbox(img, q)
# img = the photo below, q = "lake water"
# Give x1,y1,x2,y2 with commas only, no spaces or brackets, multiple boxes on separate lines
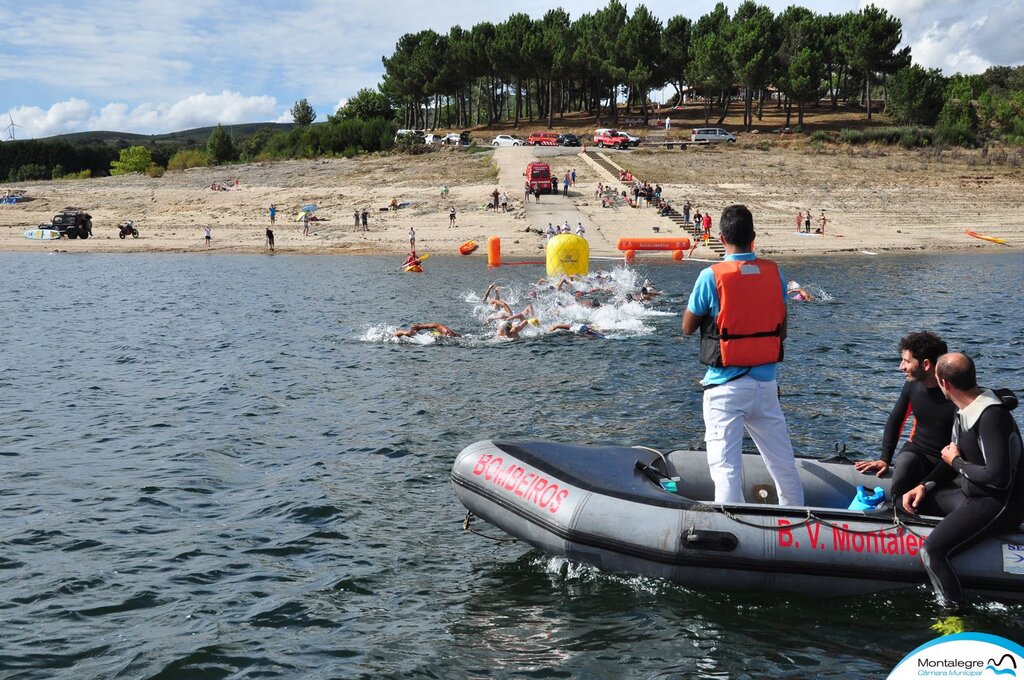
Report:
1,250,1022,679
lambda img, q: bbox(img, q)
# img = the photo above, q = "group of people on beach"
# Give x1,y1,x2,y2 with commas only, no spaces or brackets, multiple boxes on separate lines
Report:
545,221,586,240
795,208,829,234
681,203,1022,613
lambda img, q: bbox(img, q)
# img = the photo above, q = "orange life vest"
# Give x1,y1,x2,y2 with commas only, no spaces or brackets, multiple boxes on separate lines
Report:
699,258,785,367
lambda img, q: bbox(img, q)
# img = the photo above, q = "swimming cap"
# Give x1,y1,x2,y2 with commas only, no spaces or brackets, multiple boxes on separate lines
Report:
579,324,589,334
787,281,800,291
528,318,540,326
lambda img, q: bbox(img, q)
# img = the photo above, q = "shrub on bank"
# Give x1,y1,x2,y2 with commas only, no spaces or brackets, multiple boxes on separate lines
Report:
167,149,210,171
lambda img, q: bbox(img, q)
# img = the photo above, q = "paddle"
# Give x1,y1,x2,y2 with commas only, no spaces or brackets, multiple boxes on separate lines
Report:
399,253,430,269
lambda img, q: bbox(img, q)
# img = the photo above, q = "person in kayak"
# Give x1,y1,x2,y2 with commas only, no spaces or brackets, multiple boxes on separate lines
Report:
855,332,955,500
902,353,1024,611
681,204,804,507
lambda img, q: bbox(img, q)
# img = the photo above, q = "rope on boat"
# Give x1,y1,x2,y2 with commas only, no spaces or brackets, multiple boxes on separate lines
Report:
719,505,932,537
462,511,518,543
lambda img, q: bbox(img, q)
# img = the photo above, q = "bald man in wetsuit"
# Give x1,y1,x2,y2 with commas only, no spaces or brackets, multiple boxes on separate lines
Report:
855,331,956,500
902,353,1024,611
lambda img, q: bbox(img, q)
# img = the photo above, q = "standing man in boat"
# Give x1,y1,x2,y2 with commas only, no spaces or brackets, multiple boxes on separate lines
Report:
902,353,1024,611
854,332,954,501
681,204,804,506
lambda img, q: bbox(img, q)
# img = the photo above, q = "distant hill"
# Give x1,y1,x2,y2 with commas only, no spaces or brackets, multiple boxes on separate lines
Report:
41,122,300,147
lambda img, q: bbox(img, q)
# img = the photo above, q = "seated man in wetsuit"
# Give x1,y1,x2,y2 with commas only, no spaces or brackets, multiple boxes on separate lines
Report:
902,353,1023,611
855,332,954,501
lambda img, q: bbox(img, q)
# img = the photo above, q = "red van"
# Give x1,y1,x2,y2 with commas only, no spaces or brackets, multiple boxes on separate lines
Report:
527,131,559,146
525,161,557,193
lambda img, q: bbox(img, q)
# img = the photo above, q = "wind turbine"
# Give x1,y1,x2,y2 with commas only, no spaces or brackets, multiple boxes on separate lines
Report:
4,113,22,141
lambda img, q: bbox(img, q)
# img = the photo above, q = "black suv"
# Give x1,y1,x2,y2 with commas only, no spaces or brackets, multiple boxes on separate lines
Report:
50,209,93,239
558,133,581,147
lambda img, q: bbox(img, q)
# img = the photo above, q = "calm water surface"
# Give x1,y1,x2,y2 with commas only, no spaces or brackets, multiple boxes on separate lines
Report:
1,251,1022,679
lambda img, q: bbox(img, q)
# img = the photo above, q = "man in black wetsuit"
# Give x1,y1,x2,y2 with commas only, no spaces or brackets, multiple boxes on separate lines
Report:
902,353,1024,611
855,332,955,500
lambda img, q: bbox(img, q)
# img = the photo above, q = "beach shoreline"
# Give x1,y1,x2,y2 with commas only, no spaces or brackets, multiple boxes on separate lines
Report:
3,144,1021,259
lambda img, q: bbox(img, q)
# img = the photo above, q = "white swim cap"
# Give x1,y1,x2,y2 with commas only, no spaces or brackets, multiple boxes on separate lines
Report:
787,281,800,291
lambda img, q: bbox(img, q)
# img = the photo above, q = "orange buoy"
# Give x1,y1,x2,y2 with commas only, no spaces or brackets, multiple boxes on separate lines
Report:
672,249,684,261
487,236,501,267
616,236,691,251
624,249,636,262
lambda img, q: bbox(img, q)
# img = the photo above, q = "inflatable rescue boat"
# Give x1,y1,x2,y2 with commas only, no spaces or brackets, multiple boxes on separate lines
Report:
452,440,1024,601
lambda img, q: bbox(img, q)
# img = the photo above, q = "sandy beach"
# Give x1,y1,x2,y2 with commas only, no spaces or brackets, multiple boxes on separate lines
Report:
2,140,1021,258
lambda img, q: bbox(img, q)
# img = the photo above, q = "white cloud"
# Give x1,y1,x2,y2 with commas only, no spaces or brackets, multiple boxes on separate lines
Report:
8,92,286,138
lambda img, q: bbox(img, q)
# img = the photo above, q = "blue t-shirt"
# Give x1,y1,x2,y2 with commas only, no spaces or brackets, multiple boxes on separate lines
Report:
687,252,787,385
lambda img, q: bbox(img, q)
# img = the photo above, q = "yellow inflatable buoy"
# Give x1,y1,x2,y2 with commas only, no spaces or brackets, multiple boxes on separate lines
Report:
546,234,589,277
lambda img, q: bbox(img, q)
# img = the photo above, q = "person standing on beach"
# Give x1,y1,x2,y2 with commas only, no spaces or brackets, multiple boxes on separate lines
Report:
354,210,360,228
818,211,829,235
683,201,691,224
571,169,577,186
302,211,310,237
795,210,802,231
449,207,457,228
204,225,212,247
533,185,541,203
361,209,368,231
408,226,416,251
492,188,500,212
702,211,712,244
562,175,570,197
500,192,509,212
804,209,811,233
681,204,804,507
269,204,277,226
266,227,275,252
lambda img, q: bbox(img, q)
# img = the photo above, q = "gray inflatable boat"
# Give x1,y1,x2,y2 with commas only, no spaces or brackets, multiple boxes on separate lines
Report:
452,440,1024,601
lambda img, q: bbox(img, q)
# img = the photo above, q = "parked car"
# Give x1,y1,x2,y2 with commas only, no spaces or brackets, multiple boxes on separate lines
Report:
557,133,581,147
691,127,736,143
491,134,524,147
49,209,93,239
623,131,642,147
441,132,470,145
423,134,444,145
593,128,631,149
524,161,558,194
527,131,558,146
395,128,426,142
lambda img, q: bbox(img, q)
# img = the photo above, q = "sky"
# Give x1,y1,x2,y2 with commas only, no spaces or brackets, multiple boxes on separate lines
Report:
1,0,1021,139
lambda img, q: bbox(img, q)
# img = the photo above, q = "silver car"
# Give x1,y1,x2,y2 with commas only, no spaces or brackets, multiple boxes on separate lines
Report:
691,127,736,143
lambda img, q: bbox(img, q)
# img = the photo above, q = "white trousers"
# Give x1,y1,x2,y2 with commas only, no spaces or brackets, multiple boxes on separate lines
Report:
702,377,805,506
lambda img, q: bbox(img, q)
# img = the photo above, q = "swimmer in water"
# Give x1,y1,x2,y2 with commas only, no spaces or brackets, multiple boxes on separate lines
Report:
547,323,605,338
393,323,461,338
496,317,537,339
787,281,813,301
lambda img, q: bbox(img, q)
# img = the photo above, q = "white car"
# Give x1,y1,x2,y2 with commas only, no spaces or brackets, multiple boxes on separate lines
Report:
624,132,642,147
423,134,444,145
491,134,524,147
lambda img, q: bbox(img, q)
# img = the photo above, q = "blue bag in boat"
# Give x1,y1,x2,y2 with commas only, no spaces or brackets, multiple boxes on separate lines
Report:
848,485,886,511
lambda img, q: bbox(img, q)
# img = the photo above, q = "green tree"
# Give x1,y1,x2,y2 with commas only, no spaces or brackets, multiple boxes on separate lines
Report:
689,3,734,124
206,124,236,164
787,48,826,126
291,98,317,126
660,16,692,107
335,88,394,121
839,4,904,121
729,1,777,129
936,77,979,145
888,65,946,126
110,146,155,175
621,4,664,122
